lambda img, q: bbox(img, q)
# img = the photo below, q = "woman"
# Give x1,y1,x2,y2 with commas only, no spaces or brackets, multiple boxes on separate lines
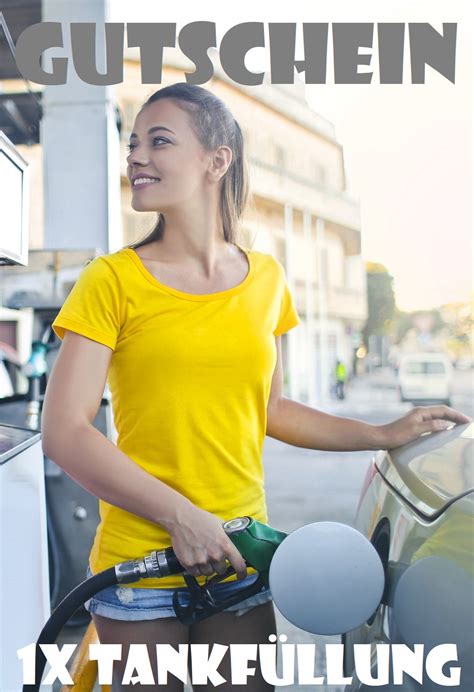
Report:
42,83,469,691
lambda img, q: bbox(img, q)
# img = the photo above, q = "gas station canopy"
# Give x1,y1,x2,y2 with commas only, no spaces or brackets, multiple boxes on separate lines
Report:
0,0,42,144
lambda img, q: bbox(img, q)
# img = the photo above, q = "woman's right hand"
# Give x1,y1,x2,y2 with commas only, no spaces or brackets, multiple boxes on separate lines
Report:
168,505,248,580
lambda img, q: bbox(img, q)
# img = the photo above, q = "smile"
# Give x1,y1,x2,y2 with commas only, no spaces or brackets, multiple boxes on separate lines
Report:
132,177,161,189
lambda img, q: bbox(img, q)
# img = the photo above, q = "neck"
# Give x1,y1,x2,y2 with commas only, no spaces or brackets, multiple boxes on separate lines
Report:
141,201,235,277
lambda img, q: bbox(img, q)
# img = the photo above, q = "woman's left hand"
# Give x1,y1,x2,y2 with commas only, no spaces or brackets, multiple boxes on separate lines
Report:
378,405,471,449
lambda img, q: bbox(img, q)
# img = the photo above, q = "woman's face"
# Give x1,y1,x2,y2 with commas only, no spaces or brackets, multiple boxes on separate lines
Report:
126,98,211,212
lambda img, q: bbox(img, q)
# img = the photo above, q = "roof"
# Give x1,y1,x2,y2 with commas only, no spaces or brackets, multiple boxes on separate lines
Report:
0,1,41,80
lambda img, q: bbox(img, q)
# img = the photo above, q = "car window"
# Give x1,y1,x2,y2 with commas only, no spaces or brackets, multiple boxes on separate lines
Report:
426,362,446,374
404,361,446,374
405,362,424,374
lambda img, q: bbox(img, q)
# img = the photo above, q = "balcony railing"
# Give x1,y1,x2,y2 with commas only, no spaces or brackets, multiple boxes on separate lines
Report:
248,156,361,232
293,280,367,322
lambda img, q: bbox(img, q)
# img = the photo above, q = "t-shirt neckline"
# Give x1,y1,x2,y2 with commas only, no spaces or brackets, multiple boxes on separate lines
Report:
123,244,253,302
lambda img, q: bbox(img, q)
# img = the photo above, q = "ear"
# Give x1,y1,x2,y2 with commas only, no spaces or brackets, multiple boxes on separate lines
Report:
207,145,233,182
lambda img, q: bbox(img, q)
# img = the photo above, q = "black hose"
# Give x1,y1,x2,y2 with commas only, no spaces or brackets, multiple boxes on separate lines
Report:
45,499,61,608
23,567,117,692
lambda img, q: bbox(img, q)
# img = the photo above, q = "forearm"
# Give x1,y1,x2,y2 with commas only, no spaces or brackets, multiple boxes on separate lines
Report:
266,397,386,451
42,422,192,533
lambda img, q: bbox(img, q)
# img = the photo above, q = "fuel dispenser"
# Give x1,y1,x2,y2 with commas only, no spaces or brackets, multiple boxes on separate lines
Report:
0,131,51,692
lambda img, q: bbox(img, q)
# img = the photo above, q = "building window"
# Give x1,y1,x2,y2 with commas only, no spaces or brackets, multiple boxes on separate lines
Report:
315,163,327,187
275,145,286,170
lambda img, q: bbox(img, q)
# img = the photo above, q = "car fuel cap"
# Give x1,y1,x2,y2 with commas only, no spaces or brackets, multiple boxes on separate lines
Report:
269,521,385,635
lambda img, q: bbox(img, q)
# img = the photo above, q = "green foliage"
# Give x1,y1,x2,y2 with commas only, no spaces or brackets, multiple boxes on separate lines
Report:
363,263,396,347
392,308,446,343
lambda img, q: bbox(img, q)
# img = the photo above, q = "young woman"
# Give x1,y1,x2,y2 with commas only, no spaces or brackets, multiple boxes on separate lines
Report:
42,83,469,691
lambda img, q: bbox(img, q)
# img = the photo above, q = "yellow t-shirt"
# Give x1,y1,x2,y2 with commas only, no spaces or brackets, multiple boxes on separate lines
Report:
52,245,299,587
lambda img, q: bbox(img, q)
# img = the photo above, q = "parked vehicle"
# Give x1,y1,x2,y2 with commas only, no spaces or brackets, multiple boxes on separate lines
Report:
343,422,474,691
398,352,453,405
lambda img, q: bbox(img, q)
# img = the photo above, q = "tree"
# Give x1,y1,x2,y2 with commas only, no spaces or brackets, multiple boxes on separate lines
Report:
363,262,396,347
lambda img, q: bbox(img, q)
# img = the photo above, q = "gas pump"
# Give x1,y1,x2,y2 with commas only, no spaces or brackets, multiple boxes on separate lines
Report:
0,130,52,692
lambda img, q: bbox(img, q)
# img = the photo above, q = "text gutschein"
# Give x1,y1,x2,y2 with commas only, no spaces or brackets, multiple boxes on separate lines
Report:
10,21,457,86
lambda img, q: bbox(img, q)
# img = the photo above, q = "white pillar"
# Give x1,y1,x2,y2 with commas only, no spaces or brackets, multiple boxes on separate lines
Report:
41,0,122,252
284,202,298,400
303,210,317,405
316,217,330,403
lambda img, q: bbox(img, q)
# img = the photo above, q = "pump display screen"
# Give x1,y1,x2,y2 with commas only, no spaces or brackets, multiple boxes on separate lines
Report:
0,132,28,265
0,151,23,252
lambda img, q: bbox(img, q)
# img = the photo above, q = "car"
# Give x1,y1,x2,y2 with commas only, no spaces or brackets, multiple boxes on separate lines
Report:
342,422,474,692
397,352,453,405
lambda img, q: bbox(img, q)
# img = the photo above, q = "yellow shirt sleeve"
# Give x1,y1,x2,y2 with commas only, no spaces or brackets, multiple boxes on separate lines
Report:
274,262,300,336
51,256,123,350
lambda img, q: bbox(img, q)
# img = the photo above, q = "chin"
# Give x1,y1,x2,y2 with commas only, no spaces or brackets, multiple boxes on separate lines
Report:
131,198,159,212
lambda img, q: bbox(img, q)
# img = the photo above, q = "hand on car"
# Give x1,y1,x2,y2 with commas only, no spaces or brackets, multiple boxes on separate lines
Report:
168,505,248,580
379,405,471,449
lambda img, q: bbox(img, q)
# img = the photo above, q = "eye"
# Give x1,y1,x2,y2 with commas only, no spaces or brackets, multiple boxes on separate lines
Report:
126,137,169,153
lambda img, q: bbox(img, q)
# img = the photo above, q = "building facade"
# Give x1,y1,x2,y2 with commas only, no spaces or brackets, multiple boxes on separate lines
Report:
1,50,367,403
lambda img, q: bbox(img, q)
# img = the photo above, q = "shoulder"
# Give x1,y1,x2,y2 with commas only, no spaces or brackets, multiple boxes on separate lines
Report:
78,248,132,284
84,248,131,272
247,249,286,281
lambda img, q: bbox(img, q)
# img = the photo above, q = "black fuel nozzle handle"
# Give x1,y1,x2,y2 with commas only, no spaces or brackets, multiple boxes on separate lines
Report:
160,547,184,575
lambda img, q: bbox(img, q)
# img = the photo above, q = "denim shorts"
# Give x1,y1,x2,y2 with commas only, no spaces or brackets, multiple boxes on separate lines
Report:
84,566,272,621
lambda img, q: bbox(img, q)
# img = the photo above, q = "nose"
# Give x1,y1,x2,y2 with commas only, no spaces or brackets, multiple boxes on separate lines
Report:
127,145,150,167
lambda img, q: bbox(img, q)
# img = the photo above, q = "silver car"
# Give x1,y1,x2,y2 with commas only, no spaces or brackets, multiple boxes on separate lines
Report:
342,422,474,692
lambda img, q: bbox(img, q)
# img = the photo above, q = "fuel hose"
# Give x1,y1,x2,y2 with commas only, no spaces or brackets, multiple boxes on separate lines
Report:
23,548,183,692
23,517,387,689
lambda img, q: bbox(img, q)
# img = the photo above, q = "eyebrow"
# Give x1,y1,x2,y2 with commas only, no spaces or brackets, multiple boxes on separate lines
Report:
129,125,176,140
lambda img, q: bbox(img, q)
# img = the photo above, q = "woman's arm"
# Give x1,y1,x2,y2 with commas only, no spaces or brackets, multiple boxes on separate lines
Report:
42,330,247,578
42,330,193,530
266,338,470,451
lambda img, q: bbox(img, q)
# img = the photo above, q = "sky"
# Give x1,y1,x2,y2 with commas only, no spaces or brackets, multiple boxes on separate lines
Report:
111,0,472,312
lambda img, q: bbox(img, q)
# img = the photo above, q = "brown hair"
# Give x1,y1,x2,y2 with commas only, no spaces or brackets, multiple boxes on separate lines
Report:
128,83,250,249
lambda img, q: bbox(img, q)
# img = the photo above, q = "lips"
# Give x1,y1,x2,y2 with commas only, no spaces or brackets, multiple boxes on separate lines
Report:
131,176,161,189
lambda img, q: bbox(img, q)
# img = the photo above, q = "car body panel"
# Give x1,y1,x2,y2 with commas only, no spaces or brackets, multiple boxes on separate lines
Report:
375,423,473,517
343,423,474,691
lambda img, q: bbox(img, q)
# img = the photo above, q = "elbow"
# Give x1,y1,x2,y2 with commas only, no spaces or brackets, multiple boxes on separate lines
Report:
41,415,90,460
41,414,57,458
41,422,64,460
41,429,61,460
266,398,284,439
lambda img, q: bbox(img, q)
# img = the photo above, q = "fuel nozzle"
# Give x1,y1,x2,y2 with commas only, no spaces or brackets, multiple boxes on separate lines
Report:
114,516,286,585
115,547,183,583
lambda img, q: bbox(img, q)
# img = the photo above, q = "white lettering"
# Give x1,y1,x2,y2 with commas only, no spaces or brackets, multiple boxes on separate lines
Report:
260,640,295,685
392,644,424,684
121,644,154,685
156,644,189,684
16,639,463,686
297,644,325,684
89,644,122,684
326,644,352,685
40,644,76,685
229,644,257,684
190,643,227,686
426,644,460,686
17,643,37,685
355,644,389,685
